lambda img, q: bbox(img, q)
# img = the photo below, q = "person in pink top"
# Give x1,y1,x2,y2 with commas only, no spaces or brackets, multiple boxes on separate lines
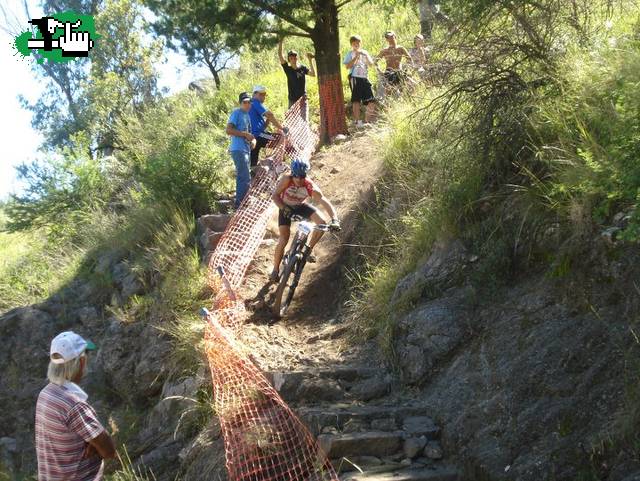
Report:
270,159,340,282
35,331,116,480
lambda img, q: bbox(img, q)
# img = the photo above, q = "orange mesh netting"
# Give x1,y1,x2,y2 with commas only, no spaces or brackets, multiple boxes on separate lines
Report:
202,96,338,481
318,73,347,141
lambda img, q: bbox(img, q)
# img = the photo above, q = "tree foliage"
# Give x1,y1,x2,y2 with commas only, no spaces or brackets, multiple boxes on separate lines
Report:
145,0,239,89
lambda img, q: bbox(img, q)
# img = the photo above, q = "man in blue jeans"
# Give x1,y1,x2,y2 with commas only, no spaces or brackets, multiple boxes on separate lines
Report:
249,85,286,169
227,92,256,207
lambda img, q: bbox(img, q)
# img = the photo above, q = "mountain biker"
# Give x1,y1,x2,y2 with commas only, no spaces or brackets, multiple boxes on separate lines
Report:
270,159,340,282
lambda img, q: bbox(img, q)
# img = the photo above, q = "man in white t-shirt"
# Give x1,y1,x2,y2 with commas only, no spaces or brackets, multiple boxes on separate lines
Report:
343,35,376,128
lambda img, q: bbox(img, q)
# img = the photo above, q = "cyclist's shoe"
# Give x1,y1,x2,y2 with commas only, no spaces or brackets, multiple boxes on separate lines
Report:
307,254,317,263
269,270,279,283
329,218,342,232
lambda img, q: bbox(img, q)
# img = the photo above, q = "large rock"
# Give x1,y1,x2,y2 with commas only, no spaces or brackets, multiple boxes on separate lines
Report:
402,417,440,440
197,214,232,235
403,436,427,459
349,374,393,401
144,377,200,440
395,288,473,385
200,228,224,252
391,239,469,305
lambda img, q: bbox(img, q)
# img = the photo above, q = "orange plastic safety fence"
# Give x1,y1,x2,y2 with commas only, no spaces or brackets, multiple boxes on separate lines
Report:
203,317,336,481
203,96,339,481
318,73,347,141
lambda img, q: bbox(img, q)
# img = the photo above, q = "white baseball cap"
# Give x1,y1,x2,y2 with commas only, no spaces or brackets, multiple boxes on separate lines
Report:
50,331,96,364
253,85,267,93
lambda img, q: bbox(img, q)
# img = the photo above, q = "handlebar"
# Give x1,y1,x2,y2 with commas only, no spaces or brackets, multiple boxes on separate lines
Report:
290,214,341,232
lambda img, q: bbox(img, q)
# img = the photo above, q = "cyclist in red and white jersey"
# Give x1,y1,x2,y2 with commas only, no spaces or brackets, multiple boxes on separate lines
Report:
270,159,340,282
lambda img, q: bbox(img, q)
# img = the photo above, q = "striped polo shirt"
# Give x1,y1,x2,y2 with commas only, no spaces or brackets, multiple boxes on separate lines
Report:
35,382,105,481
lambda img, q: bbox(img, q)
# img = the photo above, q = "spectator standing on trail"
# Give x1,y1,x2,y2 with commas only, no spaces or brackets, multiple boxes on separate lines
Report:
376,31,412,88
409,33,430,69
278,37,315,118
226,92,256,208
35,331,116,481
249,85,287,169
343,35,376,128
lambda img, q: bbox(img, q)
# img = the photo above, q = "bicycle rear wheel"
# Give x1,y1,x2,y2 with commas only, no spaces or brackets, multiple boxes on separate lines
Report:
272,242,301,317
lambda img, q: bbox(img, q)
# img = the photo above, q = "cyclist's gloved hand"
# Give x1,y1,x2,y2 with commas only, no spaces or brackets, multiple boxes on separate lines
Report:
329,218,342,232
282,205,294,219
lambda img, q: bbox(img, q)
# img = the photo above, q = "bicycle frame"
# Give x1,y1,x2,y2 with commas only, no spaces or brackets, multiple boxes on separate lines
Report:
272,216,331,318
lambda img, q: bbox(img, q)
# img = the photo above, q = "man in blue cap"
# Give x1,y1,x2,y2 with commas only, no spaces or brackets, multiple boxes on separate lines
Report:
226,91,256,207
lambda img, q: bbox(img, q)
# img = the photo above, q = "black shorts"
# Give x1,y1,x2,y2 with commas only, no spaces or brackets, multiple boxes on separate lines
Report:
348,75,375,105
278,203,317,226
384,69,403,85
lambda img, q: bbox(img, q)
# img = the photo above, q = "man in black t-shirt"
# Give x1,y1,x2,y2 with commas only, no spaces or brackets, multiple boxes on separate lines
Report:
278,37,316,117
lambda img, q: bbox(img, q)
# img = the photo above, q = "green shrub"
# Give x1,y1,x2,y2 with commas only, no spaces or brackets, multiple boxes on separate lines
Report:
530,32,640,239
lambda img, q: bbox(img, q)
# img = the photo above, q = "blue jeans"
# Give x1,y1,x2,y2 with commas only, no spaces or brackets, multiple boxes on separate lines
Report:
231,150,251,208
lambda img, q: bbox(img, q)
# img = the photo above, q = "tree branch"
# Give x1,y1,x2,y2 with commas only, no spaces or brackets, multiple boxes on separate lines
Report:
245,0,313,33
265,28,312,38
336,0,354,10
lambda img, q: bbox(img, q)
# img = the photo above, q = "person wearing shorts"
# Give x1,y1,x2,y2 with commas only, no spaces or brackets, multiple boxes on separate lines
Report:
376,31,411,91
343,35,376,128
270,159,340,282
249,85,286,171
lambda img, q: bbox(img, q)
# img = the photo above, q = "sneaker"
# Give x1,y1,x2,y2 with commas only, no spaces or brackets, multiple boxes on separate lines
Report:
356,120,365,129
307,253,317,263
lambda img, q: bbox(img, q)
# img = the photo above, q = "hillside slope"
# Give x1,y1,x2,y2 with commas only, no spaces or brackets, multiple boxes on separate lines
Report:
0,129,390,480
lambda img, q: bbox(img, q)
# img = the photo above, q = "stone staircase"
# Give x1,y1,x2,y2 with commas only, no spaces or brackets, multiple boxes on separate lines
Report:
265,366,460,481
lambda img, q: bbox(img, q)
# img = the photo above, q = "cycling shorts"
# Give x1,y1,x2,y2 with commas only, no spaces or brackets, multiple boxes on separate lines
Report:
279,203,317,226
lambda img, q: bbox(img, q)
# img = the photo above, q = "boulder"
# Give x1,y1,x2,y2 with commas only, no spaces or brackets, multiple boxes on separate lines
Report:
296,377,344,403
423,441,443,460
402,417,440,440
403,436,427,459
395,288,472,385
391,239,468,305
200,228,224,252
197,214,232,235
349,374,393,402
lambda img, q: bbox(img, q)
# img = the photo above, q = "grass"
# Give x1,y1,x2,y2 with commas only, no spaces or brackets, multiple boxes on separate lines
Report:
346,7,640,356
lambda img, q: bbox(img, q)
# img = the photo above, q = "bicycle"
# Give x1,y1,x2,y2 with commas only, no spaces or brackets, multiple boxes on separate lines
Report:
272,215,339,318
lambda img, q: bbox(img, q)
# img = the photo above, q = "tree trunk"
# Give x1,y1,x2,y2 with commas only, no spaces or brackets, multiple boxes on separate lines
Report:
311,0,347,143
212,69,221,89
419,0,434,39
419,1,453,39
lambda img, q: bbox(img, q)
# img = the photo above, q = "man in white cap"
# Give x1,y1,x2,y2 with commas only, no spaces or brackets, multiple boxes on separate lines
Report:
249,85,287,171
35,331,116,480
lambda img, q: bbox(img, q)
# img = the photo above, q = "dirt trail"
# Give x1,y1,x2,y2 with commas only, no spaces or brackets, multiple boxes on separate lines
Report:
235,128,387,373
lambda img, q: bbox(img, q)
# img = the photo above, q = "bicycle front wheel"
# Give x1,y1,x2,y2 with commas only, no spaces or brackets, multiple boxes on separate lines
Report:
272,245,300,318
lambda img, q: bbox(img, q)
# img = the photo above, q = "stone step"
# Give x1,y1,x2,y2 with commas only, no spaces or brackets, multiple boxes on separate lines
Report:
265,367,393,405
340,467,460,481
318,431,403,459
297,404,438,437
317,429,444,464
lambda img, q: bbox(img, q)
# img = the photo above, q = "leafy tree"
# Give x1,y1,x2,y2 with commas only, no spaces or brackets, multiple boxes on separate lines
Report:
146,0,238,89
149,0,350,142
12,0,161,155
